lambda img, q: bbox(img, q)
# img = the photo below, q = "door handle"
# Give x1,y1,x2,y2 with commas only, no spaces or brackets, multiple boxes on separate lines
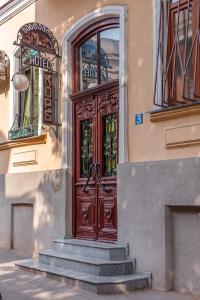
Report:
82,163,110,193
82,163,95,193
94,164,110,193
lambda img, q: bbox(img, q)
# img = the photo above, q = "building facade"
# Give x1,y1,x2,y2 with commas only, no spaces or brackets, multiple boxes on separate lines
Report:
0,0,200,295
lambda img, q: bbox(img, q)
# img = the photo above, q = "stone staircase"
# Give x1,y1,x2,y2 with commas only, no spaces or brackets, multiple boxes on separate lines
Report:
15,239,151,294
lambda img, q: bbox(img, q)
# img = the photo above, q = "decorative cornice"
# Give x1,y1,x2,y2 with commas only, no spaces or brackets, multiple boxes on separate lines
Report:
0,0,36,25
166,139,200,149
0,135,47,151
150,103,200,122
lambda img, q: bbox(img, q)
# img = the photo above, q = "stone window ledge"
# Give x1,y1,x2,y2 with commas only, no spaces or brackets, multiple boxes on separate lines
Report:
150,103,200,122
0,134,47,151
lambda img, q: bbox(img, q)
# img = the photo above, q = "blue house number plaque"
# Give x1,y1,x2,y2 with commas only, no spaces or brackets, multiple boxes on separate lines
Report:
135,113,143,125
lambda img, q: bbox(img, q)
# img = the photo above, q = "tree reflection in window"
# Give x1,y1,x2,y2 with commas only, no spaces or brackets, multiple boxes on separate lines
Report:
80,35,98,91
79,28,119,91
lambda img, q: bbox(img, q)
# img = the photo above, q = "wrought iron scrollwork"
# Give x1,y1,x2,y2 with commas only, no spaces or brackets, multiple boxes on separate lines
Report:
103,114,117,177
80,119,93,178
154,0,200,107
8,114,37,140
82,163,110,193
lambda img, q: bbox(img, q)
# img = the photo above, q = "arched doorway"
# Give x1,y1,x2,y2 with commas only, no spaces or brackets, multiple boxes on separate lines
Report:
61,6,127,241
71,19,119,241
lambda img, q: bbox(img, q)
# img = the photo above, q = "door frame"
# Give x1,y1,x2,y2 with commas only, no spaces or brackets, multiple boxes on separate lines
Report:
61,5,128,239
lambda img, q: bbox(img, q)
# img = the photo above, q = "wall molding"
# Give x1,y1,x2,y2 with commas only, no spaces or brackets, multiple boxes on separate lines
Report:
0,135,46,151
165,122,200,149
0,0,35,25
12,149,38,166
150,104,200,122
166,139,200,149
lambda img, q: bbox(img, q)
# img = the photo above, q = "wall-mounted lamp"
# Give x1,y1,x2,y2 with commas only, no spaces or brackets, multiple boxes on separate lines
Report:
0,51,9,82
12,71,29,92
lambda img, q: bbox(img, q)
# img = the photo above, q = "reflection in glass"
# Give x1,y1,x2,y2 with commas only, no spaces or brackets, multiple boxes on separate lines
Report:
100,28,119,83
174,7,193,100
80,34,98,91
102,114,117,177
80,119,93,178
19,67,39,129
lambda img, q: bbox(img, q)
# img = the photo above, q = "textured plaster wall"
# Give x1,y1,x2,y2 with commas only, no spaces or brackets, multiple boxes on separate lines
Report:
118,158,200,292
35,0,200,163
0,1,63,174
1,1,200,174
0,169,67,254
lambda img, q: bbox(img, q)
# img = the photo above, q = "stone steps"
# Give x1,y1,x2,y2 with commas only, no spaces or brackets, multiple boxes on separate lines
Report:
53,239,128,260
39,249,134,276
16,239,151,294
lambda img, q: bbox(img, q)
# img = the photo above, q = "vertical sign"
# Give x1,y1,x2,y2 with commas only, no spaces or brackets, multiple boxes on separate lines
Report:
43,72,55,124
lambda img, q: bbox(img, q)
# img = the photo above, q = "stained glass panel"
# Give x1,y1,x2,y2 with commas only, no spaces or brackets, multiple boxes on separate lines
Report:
80,119,93,178
102,114,117,177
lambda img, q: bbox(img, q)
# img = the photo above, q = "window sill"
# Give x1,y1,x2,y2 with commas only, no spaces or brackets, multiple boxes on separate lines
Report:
150,103,200,122
0,135,47,151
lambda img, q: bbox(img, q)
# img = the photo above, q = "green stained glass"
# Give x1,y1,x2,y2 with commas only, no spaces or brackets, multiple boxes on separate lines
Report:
32,67,39,129
102,114,117,177
80,119,93,178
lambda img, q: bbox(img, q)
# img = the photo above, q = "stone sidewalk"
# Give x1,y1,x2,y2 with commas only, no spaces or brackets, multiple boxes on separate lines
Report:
0,248,199,300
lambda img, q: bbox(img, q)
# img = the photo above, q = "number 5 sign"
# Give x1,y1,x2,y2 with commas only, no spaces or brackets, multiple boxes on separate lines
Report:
135,113,143,125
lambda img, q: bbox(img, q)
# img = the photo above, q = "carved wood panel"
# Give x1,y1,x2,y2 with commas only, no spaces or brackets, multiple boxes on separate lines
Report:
73,81,119,241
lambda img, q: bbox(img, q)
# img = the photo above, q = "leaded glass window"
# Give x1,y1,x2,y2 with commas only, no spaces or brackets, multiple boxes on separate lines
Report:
102,114,117,177
80,119,93,178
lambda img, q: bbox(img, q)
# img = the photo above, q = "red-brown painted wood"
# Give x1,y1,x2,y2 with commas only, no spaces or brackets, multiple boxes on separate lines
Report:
71,81,119,241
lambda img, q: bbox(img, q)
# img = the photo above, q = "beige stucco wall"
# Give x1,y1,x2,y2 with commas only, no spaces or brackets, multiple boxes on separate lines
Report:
0,2,62,173
1,0,200,174
34,0,200,163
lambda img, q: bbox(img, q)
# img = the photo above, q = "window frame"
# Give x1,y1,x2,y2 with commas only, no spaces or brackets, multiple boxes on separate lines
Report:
153,0,200,108
9,46,43,140
71,17,120,94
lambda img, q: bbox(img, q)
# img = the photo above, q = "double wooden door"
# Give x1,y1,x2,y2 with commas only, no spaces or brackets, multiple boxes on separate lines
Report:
72,81,119,241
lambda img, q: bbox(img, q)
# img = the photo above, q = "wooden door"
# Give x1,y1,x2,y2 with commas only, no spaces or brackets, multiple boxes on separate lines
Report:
72,81,118,241
71,19,120,241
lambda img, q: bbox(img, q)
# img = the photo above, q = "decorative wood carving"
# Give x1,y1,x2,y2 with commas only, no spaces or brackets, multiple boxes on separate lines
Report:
81,207,89,220
75,97,96,119
104,208,112,221
98,91,119,114
73,84,119,241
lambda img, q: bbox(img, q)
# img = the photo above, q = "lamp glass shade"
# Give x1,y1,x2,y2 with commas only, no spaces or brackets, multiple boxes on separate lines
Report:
12,72,29,92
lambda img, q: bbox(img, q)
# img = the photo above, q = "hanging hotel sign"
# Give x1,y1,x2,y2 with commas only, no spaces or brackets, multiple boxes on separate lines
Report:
22,49,53,71
17,22,58,55
14,22,60,136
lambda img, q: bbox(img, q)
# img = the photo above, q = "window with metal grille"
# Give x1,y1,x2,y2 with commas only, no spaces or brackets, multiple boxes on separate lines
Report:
154,0,200,107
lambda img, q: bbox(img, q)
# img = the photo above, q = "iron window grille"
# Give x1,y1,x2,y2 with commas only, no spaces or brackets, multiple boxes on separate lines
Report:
154,0,200,107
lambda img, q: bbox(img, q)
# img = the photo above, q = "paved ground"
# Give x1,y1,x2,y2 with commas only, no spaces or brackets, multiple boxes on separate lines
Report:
0,249,199,300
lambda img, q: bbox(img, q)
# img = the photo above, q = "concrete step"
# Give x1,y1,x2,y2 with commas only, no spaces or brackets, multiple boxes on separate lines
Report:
16,259,151,294
39,249,135,276
53,239,128,261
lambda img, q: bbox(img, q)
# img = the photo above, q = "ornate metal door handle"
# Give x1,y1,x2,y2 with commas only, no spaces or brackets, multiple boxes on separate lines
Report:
94,163,110,193
82,163,95,193
83,163,110,193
